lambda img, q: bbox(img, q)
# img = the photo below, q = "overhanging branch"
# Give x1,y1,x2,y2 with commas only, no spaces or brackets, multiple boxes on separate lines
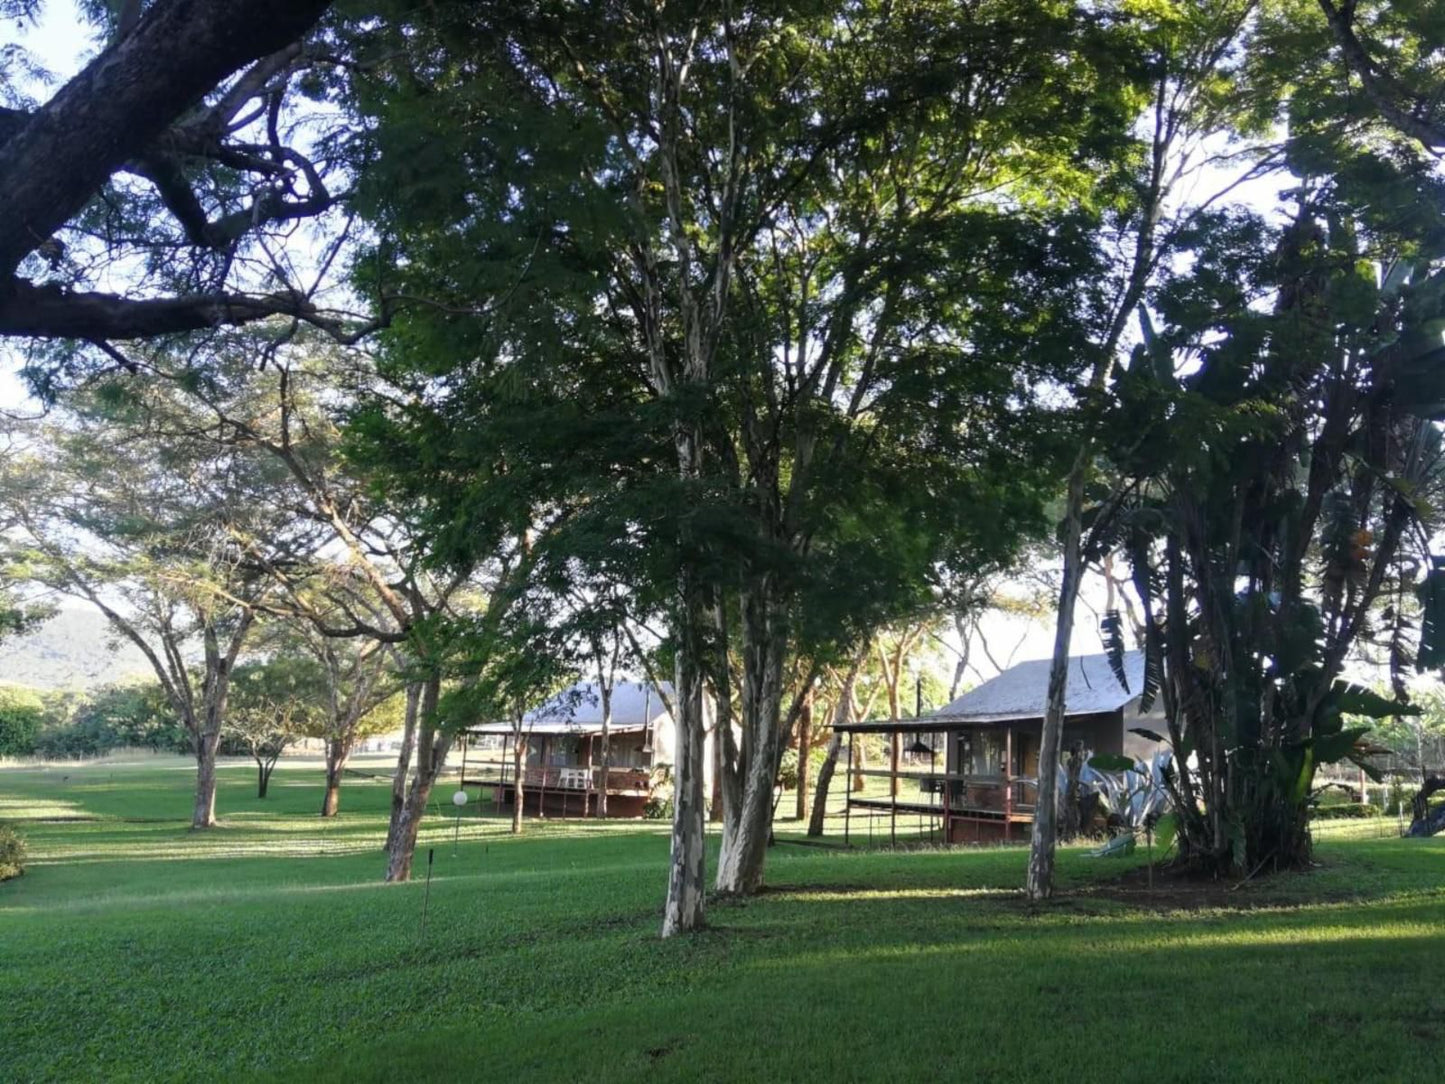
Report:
0,279,379,341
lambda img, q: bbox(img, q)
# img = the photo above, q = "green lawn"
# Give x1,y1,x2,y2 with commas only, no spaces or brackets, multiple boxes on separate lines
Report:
1,757,1441,1083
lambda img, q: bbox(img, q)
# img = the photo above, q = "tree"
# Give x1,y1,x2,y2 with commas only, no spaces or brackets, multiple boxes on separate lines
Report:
350,0,1128,934
1093,186,1445,874
225,656,324,797
0,682,44,756
69,342,494,877
0,388,308,826
1027,0,1270,900
1310,0,1445,152
304,634,398,817
44,679,182,757
806,649,866,837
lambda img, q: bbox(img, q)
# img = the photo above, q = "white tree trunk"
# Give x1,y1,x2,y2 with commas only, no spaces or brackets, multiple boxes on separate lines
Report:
715,588,786,895
662,642,708,937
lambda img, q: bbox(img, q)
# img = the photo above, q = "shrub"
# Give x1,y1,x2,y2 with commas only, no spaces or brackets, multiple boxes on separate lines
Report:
1386,778,1408,817
1312,802,1381,820
0,684,46,757
0,824,26,882
33,681,188,759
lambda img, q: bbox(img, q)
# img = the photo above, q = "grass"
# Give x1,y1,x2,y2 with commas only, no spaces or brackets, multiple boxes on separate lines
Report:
1,757,1442,1083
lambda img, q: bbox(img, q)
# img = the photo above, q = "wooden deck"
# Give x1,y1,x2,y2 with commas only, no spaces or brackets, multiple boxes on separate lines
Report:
464,765,656,819
842,770,1038,845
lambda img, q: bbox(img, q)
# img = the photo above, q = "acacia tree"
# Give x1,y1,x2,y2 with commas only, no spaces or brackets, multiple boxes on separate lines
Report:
305,632,397,817
806,650,866,837
78,345,500,878
225,654,325,797
0,393,305,826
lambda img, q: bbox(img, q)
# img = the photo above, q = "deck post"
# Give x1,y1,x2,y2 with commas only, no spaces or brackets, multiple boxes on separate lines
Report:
1004,727,1014,843
499,733,509,812
890,757,897,847
942,757,950,847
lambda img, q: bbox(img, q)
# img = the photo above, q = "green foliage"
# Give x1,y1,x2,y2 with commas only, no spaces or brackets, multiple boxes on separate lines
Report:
33,680,184,758
1087,753,1137,773
1098,160,1445,872
0,823,23,882
1312,802,1382,820
0,683,45,756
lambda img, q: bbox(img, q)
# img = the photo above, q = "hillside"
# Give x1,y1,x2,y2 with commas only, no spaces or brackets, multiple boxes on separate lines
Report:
0,607,153,690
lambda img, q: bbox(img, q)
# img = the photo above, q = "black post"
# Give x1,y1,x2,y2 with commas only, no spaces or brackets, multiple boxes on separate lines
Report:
420,847,435,937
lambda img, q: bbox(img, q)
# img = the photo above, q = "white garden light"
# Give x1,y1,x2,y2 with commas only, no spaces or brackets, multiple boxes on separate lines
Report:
451,790,469,807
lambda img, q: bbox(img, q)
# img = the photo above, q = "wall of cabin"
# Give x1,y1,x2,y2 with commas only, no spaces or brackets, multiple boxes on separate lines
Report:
943,711,1125,777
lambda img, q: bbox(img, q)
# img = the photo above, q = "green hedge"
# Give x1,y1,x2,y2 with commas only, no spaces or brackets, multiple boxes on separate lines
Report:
0,684,45,756
1312,802,1382,820
0,823,26,882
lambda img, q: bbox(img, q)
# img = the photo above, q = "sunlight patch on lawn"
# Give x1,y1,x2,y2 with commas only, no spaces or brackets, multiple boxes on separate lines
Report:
764,886,1015,903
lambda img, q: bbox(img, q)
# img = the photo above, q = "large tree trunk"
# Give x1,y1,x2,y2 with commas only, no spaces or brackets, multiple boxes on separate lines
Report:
384,674,444,883
321,737,349,817
715,586,787,896
661,601,709,937
385,681,421,855
1026,459,1087,899
192,729,221,828
256,756,270,799
190,668,234,829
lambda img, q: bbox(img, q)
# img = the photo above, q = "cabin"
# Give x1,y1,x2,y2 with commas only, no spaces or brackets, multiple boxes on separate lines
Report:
464,681,680,818
834,651,1162,844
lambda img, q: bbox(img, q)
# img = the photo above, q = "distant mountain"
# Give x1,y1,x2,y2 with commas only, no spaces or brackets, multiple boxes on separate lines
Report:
0,607,154,690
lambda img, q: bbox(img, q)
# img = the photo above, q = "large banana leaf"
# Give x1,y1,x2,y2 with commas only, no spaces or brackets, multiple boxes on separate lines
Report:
1417,558,1445,671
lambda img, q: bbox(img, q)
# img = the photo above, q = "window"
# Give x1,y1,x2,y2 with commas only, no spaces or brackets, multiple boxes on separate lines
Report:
958,730,1006,776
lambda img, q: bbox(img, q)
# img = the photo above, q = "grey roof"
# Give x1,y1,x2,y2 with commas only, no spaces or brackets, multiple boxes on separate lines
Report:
467,680,673,736
931,651,1144,723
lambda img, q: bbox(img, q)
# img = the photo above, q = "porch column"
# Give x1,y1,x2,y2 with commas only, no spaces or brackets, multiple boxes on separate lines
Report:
1004,727,1014,842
